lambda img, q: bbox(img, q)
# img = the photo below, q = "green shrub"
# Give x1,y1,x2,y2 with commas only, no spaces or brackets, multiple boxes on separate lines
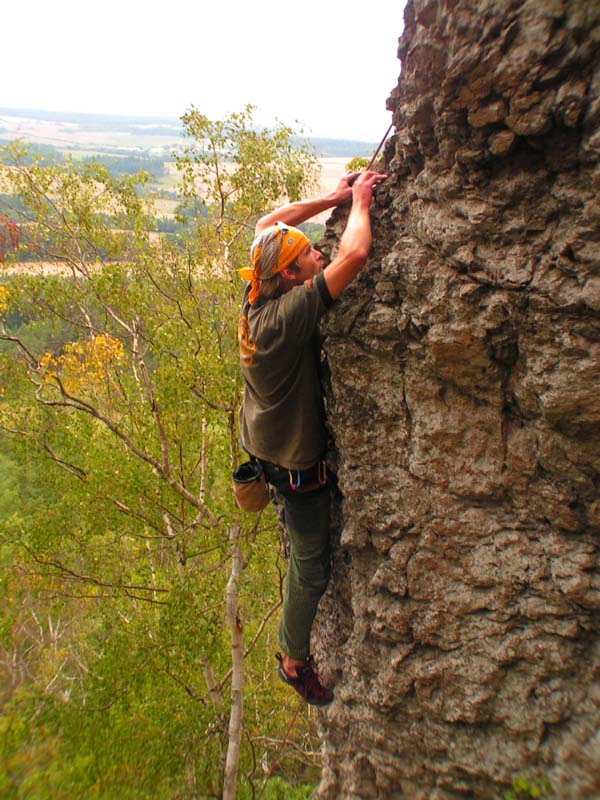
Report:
504,773,551,799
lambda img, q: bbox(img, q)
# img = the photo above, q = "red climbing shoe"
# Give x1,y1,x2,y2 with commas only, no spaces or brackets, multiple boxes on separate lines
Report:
276,653,333,706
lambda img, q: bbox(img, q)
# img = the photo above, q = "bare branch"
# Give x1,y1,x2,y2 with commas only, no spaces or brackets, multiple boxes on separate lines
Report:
30,374,218,524
42,442,88,481
141,267,195,332
163,655,207,704
82,685,130,713
200,654,224,710
219,597,282,690
223,526,244,800
199,416,208,505
0,331,40,366
161,511,176,540
24,546,169,594
251,736,320,765
191,384,232,414
45,655,70,693
133,322,170,476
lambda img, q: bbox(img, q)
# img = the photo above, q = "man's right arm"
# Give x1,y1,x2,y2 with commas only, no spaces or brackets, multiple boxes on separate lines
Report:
322,170,387,301
254,172,361,235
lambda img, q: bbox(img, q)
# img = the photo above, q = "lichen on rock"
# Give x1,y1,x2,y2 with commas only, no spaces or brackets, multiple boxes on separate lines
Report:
314,1,600,798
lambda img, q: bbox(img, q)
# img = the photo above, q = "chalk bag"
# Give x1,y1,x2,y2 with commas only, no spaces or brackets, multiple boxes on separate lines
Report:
232,460,270,512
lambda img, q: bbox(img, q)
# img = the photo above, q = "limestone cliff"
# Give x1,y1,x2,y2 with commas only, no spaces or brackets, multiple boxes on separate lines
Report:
314,1,600,797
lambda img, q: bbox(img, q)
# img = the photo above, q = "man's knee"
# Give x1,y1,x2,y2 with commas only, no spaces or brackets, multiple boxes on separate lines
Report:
291,552,331,596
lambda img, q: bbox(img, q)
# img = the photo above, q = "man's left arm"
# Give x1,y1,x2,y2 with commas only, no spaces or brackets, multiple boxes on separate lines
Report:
254,172,360,235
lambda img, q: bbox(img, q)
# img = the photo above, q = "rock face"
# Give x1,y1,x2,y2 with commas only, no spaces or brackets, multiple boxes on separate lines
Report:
314,1,600,798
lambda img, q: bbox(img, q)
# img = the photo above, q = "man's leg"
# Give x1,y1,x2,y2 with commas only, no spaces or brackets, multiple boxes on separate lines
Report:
277,484,331,661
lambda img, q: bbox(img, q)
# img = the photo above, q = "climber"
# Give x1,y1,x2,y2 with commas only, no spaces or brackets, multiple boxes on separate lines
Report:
237,168,386,705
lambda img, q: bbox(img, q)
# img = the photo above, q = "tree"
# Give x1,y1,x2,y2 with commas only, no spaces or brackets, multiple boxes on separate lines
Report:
344,156,369,171
0,108,320,798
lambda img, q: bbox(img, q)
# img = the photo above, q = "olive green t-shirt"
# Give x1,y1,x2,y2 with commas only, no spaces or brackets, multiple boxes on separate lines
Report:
238,273,333,470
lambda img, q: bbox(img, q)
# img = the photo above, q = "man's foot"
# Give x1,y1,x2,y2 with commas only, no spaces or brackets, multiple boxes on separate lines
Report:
276,652,333,706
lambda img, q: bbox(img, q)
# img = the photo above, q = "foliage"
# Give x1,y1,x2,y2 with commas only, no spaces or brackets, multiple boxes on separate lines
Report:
298,222,325,244
177,105,318,233
504,774,552,799
0,108,321,798
82,154,166,179
259,776,315,799
0,215,19,263
0,141,64,165
345,156,369,171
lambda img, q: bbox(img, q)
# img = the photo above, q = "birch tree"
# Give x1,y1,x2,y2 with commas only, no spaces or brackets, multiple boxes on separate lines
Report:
0,108,319,798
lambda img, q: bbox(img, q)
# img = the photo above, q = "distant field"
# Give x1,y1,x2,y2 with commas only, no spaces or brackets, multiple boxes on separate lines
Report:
0,109,372,223
153,197,179,216
0,113,181,153
155,170,182,189
0,109,377,157
148,157,351,220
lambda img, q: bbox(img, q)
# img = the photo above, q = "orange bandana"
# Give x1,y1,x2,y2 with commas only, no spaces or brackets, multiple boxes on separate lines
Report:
238,223,310,305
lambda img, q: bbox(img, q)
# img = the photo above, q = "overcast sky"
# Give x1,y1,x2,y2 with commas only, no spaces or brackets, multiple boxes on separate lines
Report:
4,0,406,142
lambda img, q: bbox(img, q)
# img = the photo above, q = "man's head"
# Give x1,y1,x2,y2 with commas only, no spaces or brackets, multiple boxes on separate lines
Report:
239,223,323,303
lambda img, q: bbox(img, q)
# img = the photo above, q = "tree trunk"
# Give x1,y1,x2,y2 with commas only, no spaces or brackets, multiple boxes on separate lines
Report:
223,526,244,800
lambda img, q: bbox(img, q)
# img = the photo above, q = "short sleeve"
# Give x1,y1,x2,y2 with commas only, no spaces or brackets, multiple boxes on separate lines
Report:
277,282,327,344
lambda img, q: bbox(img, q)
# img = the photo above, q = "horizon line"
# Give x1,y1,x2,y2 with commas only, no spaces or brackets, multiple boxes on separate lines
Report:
0,106,381,145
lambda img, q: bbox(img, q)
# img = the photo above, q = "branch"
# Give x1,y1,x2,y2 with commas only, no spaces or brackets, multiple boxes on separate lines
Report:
13,165,93,278
133,322,170,476
200,654,224,710
141,267,194,332
17,161,125,277
45,655,70,693
163,653,206,704
199,416,208,505
210,135,227,232
32,377,218,524
82,685,130,713
223,526,244,800
219,597,282,689
0,331,40,366
0,423,28,438
24,546,169,595
244,723,259,799
191,384,232,414
41,442,88,481
40,587,168,605
251,736,320,765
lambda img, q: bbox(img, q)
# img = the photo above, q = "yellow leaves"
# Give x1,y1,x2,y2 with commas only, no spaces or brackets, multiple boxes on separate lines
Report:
0,285,9,315
39,350,57,377
40,335,125,394
0,351,9,397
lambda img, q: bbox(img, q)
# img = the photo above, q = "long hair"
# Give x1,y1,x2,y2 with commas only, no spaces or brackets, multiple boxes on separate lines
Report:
258,262,300,300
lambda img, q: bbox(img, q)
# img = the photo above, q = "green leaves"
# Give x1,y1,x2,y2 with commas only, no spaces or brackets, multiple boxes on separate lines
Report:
504,774,552,800
0,109,321,798
177,105,319,242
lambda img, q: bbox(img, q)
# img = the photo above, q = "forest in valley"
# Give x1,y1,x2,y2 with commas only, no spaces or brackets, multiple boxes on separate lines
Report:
0,107,337,799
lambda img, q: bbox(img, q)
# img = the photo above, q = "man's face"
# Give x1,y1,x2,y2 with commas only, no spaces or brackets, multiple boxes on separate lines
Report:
294,243,323,282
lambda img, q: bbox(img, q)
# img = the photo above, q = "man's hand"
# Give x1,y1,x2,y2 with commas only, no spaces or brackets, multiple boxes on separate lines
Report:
254,170,385,236
351,170,388,207
332,171,361,205
321,169,387,301
331,169,387,206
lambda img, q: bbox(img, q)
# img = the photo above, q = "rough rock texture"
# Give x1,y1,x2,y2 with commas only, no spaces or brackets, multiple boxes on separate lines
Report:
313,1,600,798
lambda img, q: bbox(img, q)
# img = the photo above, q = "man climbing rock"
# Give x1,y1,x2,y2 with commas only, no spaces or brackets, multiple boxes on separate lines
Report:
237,168,386,705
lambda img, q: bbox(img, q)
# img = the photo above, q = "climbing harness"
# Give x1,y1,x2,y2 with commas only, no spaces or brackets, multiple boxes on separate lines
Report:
288,459,327,493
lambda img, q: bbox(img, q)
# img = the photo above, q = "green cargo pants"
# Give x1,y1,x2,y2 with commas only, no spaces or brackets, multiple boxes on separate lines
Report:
261,461,331,661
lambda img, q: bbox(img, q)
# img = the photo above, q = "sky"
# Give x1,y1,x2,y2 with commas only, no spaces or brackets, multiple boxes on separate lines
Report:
4,0,406,143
